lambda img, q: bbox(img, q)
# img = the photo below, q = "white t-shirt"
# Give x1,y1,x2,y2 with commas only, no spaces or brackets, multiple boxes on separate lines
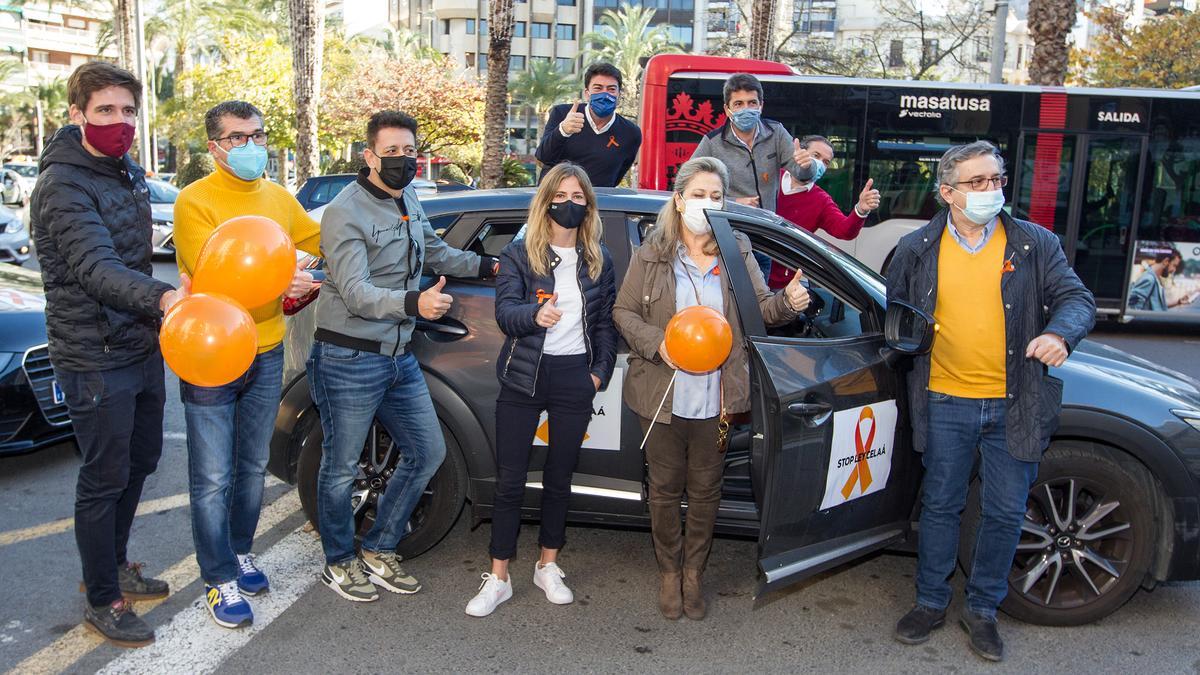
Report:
543,245,587,356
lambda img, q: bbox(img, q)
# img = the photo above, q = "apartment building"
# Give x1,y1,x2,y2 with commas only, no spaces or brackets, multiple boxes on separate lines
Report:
0,3,118,92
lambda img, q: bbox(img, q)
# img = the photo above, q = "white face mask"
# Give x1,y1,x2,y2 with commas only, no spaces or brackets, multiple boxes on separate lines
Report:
681,197,722,235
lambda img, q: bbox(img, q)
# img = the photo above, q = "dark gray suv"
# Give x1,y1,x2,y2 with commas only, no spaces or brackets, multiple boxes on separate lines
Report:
269,188,1200,627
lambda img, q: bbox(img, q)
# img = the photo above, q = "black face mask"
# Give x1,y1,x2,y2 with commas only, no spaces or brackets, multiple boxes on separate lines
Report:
548,200,587,230
375,154,417,190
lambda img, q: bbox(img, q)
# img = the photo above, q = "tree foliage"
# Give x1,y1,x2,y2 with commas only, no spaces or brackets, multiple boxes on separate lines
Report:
582,4,683,119
1072,9,1200,89
324,58,486,156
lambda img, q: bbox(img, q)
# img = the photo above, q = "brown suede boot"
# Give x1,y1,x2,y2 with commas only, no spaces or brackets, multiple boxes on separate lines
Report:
658,572,683,620
682,568,706,620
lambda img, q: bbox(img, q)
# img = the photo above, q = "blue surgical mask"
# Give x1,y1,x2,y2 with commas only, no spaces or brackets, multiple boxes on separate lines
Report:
810,159,827,183
952,187,1005,225
222,142,268,181
729,108,761,132
589,92,617,119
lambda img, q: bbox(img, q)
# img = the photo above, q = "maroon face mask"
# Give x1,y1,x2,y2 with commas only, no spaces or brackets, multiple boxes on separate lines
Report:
82,118,135,158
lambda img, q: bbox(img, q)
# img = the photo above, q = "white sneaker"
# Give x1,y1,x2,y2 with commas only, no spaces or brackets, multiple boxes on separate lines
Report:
533,562,574,605
465,573,512,617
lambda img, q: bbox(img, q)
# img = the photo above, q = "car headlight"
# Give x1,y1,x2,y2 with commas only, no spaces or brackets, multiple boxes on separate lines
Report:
2,218,23,234
1173,410,1200,433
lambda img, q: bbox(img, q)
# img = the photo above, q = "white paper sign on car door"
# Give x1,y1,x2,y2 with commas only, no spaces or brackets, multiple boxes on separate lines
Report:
532,367,623,452
819,399,898,510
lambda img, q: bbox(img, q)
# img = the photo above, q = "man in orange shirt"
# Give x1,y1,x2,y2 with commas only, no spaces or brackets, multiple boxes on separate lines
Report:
173,101,319,629
886,142,1095,662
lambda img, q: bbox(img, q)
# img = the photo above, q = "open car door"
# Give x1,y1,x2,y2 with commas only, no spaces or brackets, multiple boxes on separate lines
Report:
705,211,925,596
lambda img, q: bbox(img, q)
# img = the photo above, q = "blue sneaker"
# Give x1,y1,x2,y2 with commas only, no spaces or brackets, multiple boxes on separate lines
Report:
237,554,269,596
204,581,252,629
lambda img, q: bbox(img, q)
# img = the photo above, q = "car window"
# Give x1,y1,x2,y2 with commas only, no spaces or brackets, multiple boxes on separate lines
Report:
740,229,872,340
5,164,36,178
310,176,355,207
467,219,526,259
146,180,179,203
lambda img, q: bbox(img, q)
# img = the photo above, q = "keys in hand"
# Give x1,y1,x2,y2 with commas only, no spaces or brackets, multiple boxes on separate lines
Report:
535,292,562,328
285,262,317,299
419,276,453,320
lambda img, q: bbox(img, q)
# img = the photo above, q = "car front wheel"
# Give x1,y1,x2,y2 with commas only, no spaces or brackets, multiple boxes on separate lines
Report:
958,441,1157,626
294,409,469,559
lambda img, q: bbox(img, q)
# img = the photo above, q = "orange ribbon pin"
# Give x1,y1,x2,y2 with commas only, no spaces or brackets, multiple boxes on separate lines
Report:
840,406,876,500
535,289,554,304
607,135,619,148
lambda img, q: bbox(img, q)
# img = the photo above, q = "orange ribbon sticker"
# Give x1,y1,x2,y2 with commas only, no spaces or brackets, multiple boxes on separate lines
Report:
1002,257,1016,274
840,406,876,499
607,135,620,148
536,289,554,304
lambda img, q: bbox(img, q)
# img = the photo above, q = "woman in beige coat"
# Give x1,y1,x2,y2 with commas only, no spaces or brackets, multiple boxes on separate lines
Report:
613,156,810,620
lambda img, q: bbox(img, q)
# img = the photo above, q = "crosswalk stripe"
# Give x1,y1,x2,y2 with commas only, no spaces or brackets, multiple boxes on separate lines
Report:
0,477,282,548
96,526,323,674
9,490,302,675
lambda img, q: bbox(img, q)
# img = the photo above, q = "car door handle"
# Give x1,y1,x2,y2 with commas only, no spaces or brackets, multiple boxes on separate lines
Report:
415,318,469,338
787,401,833,417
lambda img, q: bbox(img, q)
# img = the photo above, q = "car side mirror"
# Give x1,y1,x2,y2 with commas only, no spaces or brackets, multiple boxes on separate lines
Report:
884,300,935,355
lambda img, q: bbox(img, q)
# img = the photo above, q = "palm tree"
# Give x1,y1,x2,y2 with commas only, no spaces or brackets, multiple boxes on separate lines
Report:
352,25,441,62
748,0,778,61
510,59,577,155
479,0,516,189
1027,0,1075,85
581,4,682,120
288,0,324,187
146,0,264,169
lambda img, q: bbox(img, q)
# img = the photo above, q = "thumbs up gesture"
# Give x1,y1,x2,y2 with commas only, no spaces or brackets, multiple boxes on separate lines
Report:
536,291,563,328
856,178,881,214
793,138,813,169
784,269,811,312
418,276,453,320
560,101,585,136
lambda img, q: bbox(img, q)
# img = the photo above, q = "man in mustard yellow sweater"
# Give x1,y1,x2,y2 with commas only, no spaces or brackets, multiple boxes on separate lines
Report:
887,141,1095,662
173,101,320,630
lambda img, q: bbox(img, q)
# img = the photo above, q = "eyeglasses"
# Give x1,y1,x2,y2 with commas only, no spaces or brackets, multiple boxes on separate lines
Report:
954,175,1008,191
212,132,269,147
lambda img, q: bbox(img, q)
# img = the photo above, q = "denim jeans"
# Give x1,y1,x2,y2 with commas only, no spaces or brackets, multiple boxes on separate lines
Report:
308,342,446,565
56,352,165,608
916,392,1040,618
181,345,283,585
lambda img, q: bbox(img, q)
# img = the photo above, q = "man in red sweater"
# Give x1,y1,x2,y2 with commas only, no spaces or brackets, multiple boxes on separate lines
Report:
769,135,881,288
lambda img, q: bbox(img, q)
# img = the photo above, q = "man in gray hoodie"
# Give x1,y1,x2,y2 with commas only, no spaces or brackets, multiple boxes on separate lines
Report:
309,110,497,603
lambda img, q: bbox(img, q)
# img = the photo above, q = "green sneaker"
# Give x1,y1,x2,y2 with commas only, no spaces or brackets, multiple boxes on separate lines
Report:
321,560,379,603
360,550,421,594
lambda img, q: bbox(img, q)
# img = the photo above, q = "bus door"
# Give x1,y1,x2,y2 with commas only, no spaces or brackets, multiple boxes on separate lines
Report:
1013,132,1147,314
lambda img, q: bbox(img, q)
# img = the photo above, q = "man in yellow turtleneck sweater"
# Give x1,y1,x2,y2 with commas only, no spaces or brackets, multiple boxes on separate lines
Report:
172,101,320,630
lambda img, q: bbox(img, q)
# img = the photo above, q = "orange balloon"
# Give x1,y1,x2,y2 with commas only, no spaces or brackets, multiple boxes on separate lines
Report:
160,293,258,387
664,306,734,374
192,215,296,310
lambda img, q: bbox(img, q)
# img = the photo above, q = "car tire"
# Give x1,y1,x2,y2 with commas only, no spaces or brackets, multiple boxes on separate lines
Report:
295,408,469,559
957,441,1156,626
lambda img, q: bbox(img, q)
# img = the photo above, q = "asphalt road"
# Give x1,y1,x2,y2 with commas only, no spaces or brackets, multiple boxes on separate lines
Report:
2,254,1199,673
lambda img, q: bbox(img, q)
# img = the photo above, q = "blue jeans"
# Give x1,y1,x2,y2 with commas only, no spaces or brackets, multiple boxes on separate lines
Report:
308,343,446,565
916,392,1039,619
181,345,284,585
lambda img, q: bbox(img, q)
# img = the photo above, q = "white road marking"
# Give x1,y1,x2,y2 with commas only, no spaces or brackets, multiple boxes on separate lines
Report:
95,525,323,675
10,490,302,675
0,477,282,548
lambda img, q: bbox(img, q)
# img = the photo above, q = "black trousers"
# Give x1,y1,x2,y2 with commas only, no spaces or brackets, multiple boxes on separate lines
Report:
56,353,165,607
489,354,594,561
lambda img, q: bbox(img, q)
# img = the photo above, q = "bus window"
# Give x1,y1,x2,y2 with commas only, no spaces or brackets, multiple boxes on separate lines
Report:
1075,136,1144,308
1012,133,1076,250
865,133,1008,224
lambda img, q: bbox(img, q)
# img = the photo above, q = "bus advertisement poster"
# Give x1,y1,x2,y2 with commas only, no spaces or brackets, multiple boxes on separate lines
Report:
1127,240,1200,313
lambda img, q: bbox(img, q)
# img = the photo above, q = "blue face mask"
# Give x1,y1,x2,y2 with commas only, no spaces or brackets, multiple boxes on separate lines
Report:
729,108,761,132
810,158,827,183
952,187,1005,225
223,142,268,181
589,92,617,118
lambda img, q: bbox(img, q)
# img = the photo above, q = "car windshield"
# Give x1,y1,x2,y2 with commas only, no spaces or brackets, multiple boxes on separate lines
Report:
146,179,179,204
5,164,36,178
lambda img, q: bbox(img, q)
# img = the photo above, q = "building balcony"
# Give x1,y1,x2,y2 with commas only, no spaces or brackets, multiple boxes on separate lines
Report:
431,0,479,19
27,60,71,79
24,22,103,56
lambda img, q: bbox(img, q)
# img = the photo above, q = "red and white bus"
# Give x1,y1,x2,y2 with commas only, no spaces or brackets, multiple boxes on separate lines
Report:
637,54,1200,324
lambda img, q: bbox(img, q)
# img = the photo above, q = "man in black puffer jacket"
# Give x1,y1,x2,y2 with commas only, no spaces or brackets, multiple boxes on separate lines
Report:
31,62,187,648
